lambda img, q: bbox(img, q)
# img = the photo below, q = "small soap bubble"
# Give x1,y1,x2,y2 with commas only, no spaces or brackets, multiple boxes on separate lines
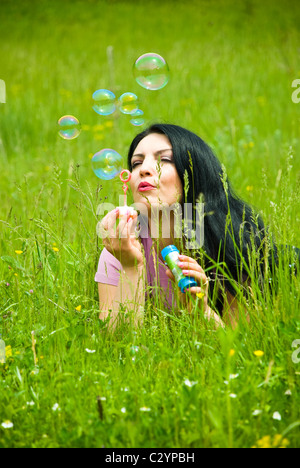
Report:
130,109,144,127
91,148,123,180
119,92,138,115
92,89,116,116
58,115,81,140
133,53,170,90
130,345,139,355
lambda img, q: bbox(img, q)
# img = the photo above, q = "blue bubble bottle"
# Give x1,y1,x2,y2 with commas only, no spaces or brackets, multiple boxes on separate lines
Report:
161,245,197,293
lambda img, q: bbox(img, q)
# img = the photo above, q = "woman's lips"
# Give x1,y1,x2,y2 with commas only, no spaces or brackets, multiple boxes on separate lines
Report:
138,185,156,192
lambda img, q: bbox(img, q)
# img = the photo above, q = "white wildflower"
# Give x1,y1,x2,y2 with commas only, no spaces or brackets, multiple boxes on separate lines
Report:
184,379,198,387
229,374,239,380
1,420,13,429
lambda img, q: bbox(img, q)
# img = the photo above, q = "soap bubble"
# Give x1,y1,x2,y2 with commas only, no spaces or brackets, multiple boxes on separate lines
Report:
130,345,139,355
58,115,81,140
133,53,170,90
92,89,116,116
91,148,123,180
119,92,138,114
130,109,144,127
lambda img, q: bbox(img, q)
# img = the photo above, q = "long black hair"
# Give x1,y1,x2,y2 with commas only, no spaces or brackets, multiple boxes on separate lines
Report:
127,123,277,310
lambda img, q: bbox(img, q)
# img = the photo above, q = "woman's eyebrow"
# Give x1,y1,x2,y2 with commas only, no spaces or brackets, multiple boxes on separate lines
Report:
131,149,173,159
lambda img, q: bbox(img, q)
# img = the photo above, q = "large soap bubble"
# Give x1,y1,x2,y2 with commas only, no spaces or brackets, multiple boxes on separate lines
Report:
133,53,170,90
91,148,123,180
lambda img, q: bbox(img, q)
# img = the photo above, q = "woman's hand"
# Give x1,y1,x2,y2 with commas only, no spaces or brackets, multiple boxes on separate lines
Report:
97,207,144,270
165,254,224,327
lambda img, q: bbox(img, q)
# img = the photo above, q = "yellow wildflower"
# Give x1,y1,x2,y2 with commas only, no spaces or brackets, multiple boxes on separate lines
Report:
5,346,12,359
255,435,272,448
75,305,82,312
256,96,266,107
82,124,91,131
246,185,253,192
93,124,104,132
254,350,264,357
104,120,114,128
53,247,59,252
229,349,235,357
94,134,104,141
252,434,289,449
196,292,205,299
15,250,23,255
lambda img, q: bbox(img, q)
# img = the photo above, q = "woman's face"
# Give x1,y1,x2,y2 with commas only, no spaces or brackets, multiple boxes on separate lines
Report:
129,133,183,212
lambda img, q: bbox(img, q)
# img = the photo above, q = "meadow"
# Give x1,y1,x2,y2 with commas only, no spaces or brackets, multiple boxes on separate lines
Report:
0,0,299,448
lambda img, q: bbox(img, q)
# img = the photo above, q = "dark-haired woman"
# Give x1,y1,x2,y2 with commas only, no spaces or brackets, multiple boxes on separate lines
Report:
95,123,297,329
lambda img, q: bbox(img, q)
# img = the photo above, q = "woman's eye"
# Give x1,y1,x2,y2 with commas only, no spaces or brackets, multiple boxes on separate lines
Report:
132,158,172,168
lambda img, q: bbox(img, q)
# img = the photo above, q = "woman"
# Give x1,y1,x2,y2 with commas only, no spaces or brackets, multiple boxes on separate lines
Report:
95,123,297,329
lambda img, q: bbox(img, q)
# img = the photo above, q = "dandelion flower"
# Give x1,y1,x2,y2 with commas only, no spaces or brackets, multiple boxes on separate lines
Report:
53,247,59,252
229,349,235,357
75,305,82,312
253,350,264,357
1,420,13,429
15,250,23,255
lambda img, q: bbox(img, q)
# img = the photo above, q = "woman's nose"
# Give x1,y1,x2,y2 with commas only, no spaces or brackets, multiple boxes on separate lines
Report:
139,160,156,176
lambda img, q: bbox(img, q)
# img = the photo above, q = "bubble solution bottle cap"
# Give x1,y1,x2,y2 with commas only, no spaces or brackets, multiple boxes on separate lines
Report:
161,245,197,293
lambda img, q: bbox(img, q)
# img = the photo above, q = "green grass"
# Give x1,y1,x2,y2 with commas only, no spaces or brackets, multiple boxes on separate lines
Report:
0,0,300,448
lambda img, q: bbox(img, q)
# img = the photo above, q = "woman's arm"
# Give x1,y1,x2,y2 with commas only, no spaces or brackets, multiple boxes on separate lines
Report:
97,207,146,329
98,264,145,329
222,290,250,328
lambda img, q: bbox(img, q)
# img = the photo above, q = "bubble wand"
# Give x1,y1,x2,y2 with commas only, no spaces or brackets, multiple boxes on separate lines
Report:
118,170,134,217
